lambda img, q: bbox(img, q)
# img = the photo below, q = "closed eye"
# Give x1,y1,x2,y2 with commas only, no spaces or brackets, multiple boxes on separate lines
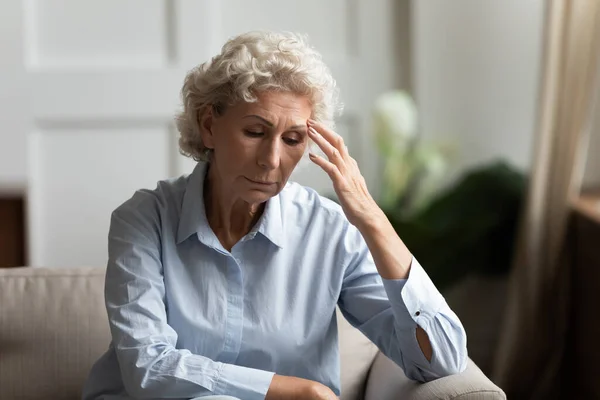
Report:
244,130,264,138
283,137,301,146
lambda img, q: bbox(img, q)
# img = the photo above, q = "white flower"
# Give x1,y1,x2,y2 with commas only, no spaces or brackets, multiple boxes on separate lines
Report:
373,90,418,146
406,146,450,215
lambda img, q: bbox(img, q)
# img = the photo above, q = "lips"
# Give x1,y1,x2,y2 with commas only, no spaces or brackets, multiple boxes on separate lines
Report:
245,177,276,185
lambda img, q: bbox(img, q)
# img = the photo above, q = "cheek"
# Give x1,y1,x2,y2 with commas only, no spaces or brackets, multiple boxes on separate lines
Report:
282,145,306,170
214,130,250,156
295,141,309,160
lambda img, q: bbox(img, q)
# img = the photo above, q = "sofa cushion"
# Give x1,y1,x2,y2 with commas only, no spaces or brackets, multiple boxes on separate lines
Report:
0,267,380,399
364,352,507,400
337,309,379,400
0,267,110,400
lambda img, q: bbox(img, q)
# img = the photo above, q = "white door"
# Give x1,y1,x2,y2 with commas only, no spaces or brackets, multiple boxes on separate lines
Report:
6,0,400,267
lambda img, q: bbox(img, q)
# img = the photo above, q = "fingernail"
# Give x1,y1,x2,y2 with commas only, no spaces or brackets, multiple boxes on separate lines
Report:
308,127,319,136
309,152,317,158
308,119,317,125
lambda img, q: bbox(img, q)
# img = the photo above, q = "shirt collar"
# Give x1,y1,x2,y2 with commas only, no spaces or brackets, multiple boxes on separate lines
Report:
176,162,212,245
176,162,284,249
251,190,284,249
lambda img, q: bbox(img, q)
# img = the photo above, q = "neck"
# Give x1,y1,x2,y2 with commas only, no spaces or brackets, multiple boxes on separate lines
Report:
204,164,264,251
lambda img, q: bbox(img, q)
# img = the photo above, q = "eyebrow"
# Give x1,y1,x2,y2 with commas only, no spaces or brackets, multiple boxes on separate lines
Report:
243,114,307,131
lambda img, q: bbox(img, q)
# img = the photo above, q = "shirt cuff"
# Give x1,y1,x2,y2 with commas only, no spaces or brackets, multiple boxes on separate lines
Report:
214,362,275,400
382,256,445,331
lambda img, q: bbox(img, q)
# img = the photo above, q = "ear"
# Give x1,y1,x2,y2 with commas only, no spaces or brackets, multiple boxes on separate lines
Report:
198,106,216,149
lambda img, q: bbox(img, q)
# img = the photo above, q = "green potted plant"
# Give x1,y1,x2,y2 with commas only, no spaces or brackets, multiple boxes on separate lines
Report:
372,90,526,289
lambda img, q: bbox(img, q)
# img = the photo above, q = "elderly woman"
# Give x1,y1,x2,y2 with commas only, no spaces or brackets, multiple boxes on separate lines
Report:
83,31,467,400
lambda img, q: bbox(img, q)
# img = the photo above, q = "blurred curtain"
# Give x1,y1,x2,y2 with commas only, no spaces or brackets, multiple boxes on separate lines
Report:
492,1,600,399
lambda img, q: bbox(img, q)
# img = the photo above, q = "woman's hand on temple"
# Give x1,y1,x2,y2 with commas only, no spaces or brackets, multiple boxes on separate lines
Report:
307,120,384,230
307,119,414,279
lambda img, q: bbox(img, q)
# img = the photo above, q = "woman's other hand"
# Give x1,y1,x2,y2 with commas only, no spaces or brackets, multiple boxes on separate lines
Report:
266,374,338,400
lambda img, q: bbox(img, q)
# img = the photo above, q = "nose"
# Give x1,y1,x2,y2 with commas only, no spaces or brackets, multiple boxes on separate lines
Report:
257,138,281,170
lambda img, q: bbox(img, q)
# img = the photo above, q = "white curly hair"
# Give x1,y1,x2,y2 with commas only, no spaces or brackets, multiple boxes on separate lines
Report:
175,30,342,162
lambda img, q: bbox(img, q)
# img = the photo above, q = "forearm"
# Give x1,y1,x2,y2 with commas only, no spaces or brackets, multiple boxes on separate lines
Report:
355,209,413,280
379,262,468,378
114,341,274,399
355,210,433,361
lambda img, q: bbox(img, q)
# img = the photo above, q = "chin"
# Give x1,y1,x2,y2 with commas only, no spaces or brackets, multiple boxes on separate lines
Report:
241,189,277,204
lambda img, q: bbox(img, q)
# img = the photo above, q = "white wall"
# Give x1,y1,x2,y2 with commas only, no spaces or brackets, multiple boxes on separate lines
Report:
0,1,30,192
412,0,546,180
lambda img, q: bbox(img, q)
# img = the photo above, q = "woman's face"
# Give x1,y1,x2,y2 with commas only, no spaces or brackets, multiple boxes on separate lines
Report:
200,91,312,204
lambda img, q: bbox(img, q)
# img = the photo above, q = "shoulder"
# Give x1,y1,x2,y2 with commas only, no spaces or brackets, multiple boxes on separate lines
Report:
112,174,189,226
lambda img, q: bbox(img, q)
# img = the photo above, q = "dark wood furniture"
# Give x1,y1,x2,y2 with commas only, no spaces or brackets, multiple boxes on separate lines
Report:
0,194,25,268
568,190,600,399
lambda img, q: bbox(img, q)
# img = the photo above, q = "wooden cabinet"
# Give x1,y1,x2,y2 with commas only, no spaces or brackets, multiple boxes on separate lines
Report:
0,195,25,268
567,191,600,398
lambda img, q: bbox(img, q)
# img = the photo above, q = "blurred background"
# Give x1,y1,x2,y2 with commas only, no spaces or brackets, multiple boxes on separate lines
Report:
1,1,599,399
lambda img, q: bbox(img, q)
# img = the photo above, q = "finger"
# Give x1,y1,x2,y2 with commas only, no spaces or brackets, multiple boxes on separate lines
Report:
308,127,345,168
309,152,343,182
308,119,350,158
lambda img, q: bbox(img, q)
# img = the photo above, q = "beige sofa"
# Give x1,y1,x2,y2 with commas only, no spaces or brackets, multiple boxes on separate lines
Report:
0,266,506,400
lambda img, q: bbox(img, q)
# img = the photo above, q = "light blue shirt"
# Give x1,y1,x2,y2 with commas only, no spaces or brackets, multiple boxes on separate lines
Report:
83,162,467,400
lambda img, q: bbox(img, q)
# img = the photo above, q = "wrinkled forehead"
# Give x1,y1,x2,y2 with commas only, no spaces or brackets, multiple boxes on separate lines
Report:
224,91,313,126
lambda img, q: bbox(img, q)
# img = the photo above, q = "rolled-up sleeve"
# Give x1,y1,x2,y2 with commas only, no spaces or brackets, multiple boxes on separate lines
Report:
106,203,274,400
337,224,468,382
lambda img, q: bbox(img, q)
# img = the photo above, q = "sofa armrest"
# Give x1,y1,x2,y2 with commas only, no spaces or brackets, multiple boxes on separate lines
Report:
364,352,506,400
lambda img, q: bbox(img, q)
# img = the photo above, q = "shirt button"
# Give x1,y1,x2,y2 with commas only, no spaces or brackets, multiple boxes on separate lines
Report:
415,311,421,316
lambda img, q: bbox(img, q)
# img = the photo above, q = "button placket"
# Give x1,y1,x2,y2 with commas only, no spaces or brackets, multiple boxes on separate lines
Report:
220,255,244,364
